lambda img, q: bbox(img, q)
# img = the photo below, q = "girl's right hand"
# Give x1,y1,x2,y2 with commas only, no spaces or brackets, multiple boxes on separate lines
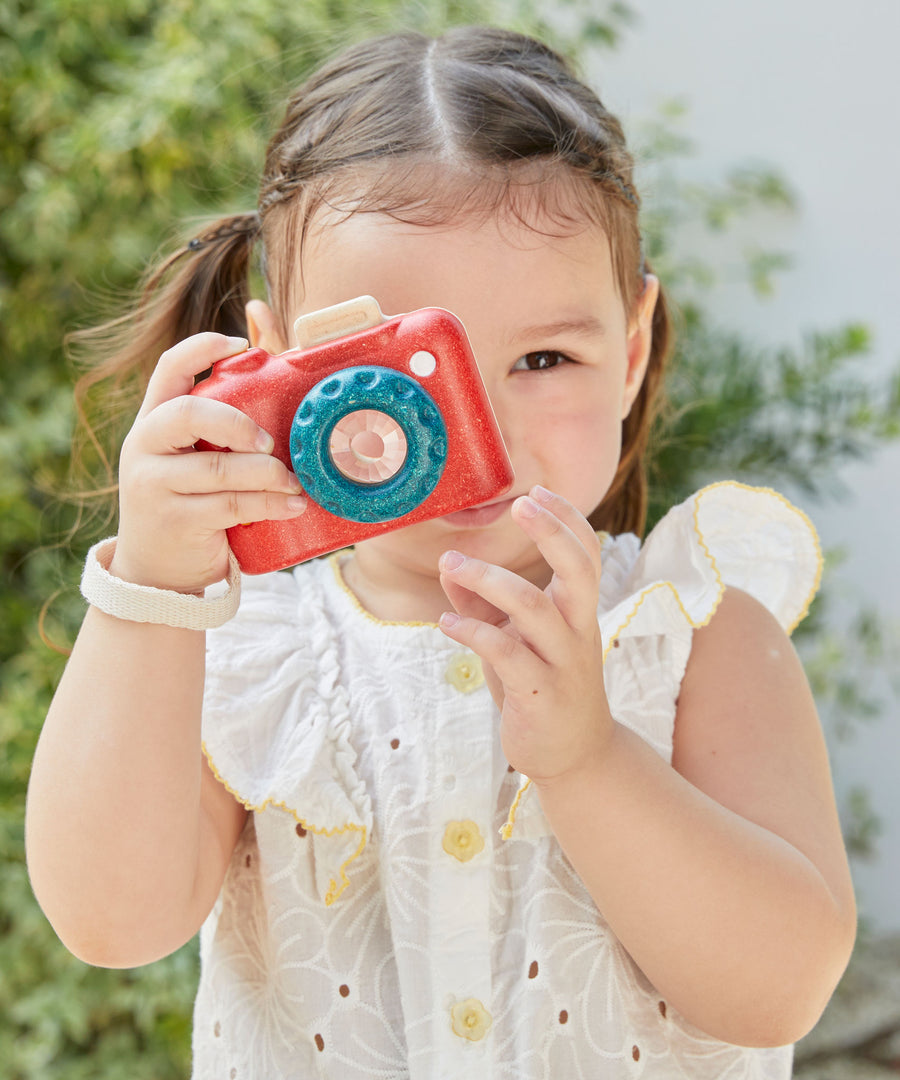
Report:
109,332,307,593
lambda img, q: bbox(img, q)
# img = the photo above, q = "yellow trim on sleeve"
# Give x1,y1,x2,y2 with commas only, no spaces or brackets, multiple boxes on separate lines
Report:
600,481,823,662
202,742,367,906
600,580,705,662
693,481,823,635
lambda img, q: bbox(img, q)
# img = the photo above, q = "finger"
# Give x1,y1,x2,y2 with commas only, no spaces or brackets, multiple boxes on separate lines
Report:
131,395,273,456
160,450,304,497
438,551,563,663
510,491,601,631
438,610,544,692
524,486,604,579
440,569,508,627
139,333,251,418
184,490,308,530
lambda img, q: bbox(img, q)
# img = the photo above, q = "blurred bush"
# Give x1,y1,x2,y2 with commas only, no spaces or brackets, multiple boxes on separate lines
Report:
1,0,897,1075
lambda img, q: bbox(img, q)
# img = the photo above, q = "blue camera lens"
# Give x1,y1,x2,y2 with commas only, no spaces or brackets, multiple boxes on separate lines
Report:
290,366,447,523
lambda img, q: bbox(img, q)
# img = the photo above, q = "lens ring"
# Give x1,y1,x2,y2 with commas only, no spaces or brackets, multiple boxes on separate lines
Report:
289,366,447,523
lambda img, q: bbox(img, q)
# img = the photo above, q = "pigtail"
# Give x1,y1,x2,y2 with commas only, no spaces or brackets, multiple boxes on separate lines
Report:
67,211,261,511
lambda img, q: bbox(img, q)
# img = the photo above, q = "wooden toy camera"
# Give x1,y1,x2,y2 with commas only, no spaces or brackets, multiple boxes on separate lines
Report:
190,296,514,573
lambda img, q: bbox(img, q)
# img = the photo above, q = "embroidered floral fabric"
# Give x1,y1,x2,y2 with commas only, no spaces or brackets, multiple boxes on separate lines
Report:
195,483,821,1079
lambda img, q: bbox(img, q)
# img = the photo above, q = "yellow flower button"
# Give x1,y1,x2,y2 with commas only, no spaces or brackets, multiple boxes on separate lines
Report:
445,652,484,694
450,998,492,1042
442,819,485,863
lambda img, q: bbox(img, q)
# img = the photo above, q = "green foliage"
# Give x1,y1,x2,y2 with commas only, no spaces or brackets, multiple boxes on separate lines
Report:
648,318,900,523
2,0,898,1075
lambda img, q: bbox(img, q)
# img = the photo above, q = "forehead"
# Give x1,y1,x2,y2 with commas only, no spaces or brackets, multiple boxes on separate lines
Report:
294,177,624,336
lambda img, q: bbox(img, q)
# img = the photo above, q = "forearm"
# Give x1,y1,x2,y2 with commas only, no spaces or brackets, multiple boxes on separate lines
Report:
26,606,210,964
536,722,855,1047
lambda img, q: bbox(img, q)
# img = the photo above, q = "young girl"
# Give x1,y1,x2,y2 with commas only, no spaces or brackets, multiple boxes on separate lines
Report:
26,26,856,1079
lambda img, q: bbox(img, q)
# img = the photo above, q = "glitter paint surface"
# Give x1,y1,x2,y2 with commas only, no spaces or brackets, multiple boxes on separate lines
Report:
290,366,447,524
190,305,515,573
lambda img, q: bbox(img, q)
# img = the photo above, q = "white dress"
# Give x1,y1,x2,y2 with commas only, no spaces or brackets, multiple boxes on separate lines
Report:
193,482,822,1079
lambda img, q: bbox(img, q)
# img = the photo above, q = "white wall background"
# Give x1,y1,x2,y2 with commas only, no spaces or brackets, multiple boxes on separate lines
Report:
587,0,899,931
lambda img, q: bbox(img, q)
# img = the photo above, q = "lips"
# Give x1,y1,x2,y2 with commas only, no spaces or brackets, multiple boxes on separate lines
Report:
439,495,518,528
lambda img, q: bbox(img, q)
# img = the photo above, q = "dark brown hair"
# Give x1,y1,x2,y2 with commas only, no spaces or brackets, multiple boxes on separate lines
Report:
72,25,672,535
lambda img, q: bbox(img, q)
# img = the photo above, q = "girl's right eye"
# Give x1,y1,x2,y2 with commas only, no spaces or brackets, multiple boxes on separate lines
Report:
511,351,571,372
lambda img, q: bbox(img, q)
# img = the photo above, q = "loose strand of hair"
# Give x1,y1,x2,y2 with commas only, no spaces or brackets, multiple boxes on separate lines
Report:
65,213,260,524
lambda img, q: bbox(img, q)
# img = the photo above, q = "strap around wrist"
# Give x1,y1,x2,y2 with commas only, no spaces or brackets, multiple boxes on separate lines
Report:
81,538,241,630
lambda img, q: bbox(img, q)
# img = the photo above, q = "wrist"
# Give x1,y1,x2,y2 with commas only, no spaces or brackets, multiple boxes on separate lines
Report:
81,538,241,630
528,711,620,795
108,549,204,596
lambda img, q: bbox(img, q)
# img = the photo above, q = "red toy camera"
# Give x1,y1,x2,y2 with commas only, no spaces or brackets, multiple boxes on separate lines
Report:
190,296,514,573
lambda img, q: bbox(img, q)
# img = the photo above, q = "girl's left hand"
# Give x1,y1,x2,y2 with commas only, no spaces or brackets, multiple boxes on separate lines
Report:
438,485,614,785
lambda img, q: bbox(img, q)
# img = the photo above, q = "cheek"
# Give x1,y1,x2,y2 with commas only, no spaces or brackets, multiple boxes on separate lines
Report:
523,408,623,484
568,415,622,476
542,395,622,446
497,376,626,481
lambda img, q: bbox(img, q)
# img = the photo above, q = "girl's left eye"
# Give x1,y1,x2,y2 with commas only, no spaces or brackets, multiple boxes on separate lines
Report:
511,351,572,372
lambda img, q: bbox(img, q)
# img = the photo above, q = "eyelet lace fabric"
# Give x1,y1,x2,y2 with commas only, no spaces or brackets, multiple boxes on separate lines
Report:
194,483,820,1079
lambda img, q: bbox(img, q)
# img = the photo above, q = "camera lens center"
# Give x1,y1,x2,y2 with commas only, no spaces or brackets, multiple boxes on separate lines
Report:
350,429,386,463
329,409,408,485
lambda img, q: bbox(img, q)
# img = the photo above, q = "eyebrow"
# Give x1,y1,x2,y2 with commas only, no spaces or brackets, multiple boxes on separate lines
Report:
507,316,609,346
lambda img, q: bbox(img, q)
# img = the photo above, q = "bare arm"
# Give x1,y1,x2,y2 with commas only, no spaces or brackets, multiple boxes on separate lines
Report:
534,588,855,1046
438,488,855,1048
26,611,247,967
26,333,306,967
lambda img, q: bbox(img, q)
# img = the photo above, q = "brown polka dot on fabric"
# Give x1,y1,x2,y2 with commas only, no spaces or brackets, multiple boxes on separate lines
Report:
230,1070,237,1079
659,1000,667,1018
528,961,539,979
339,984,350,998
390,738,400,749
314,1034,325,1052
295,823,307,838
633,1045,640,1061
613,639,620,648
214,1021,221,1037
559,1010,568,1025
507,764,515,773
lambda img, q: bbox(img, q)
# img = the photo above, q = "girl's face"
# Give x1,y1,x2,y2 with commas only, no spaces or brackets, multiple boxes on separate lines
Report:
265,194,658,605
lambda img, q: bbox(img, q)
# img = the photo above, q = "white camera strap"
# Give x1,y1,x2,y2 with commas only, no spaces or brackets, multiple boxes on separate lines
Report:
81,538,241,630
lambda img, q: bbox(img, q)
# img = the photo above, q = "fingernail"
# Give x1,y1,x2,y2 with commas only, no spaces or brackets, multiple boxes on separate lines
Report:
226,336,250,352
516,496,539,518
440,550,465,572
287,474,305,493
532,485,553,503
287,496,307,512
255,430,275,453
439,611,460,629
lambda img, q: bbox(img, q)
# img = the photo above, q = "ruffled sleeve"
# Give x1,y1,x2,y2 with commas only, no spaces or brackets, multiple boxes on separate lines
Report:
202,565,372,906
502,482,823,839
619,481,822,636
